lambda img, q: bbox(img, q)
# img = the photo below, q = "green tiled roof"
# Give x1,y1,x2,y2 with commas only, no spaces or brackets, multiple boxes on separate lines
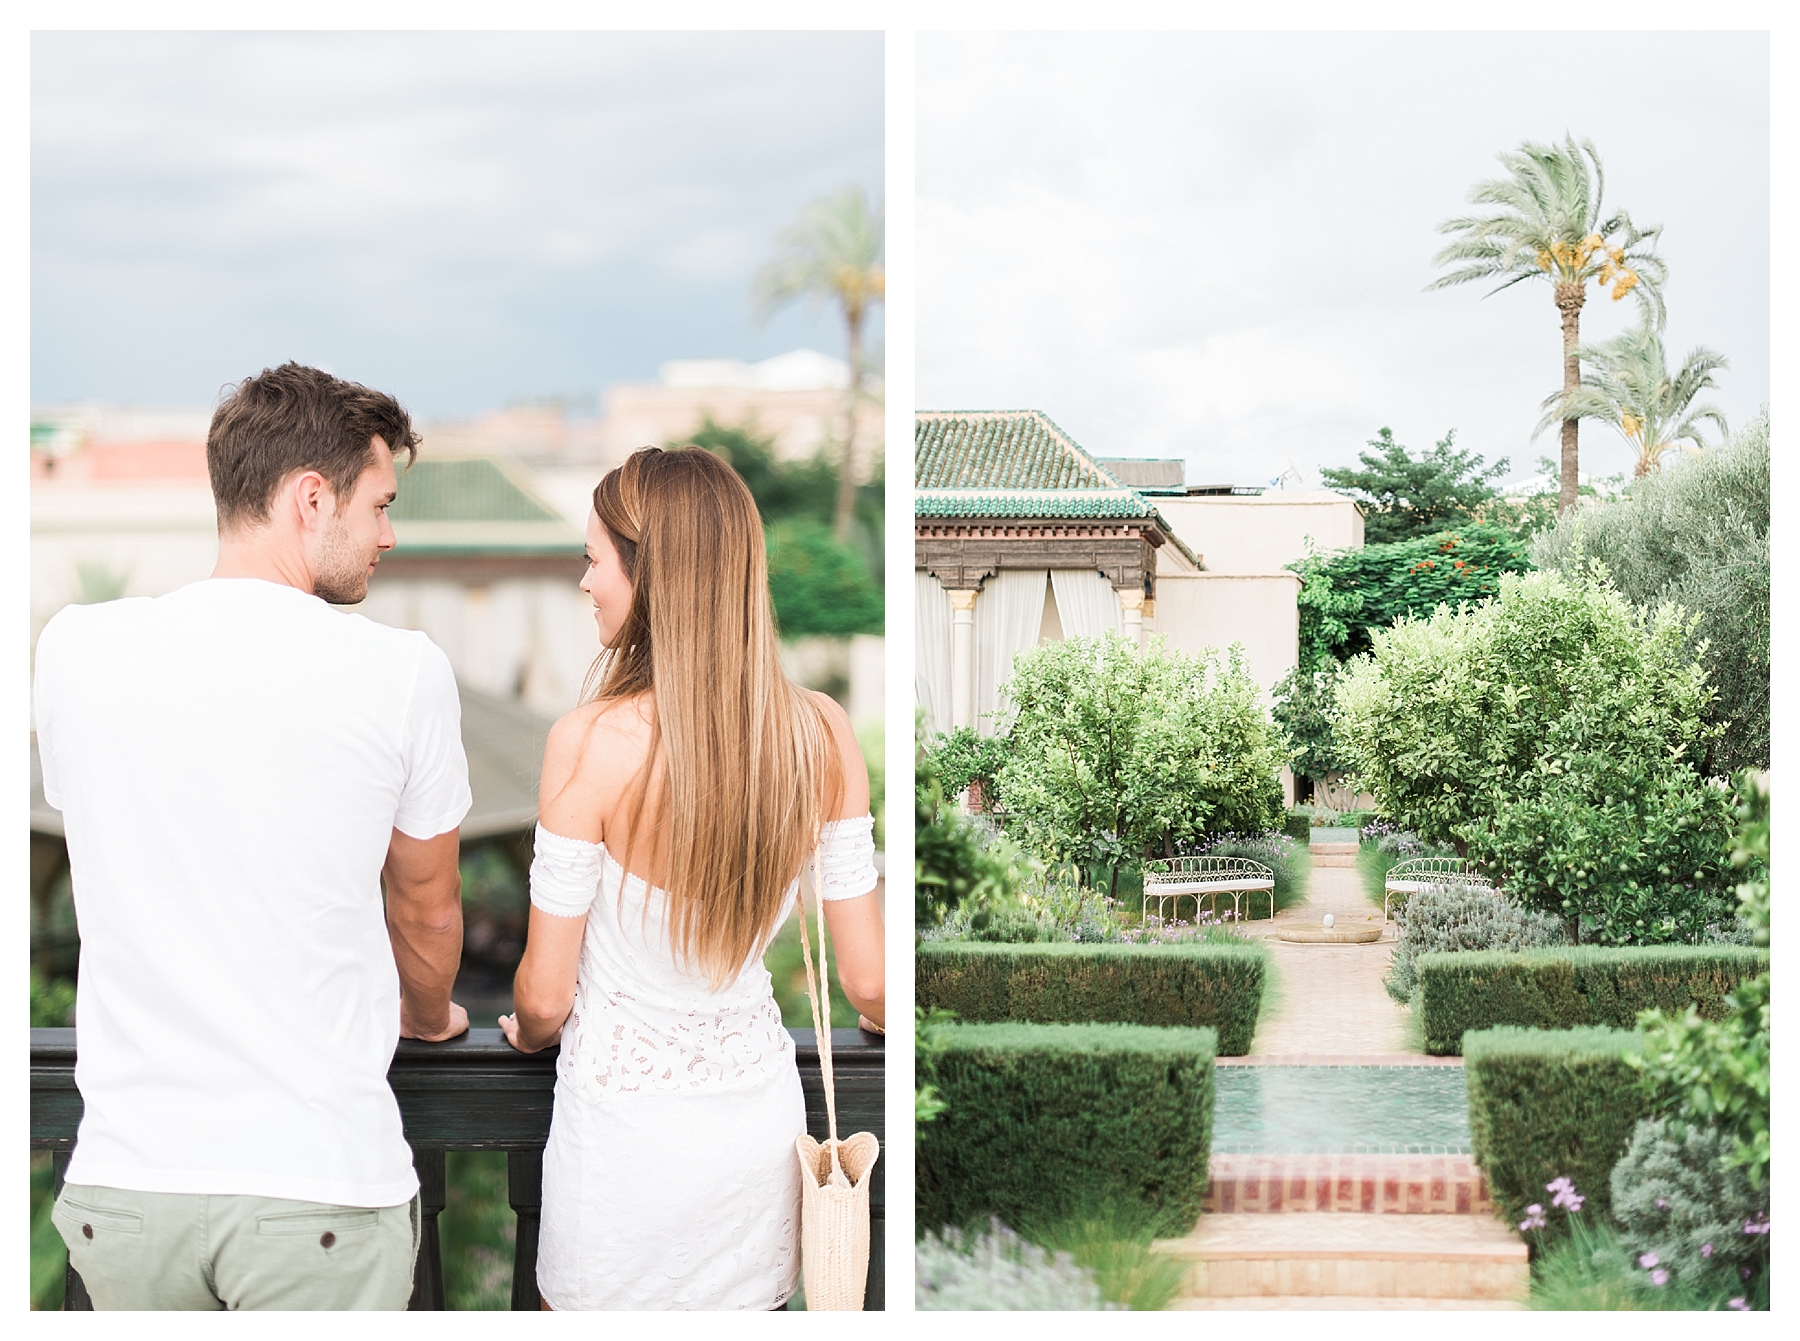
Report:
914,410,1155,520
390,458,561,523
916,410,1124,491
388,457,583,555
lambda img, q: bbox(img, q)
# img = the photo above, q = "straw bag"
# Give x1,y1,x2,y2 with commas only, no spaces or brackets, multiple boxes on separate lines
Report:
793,852,880,1311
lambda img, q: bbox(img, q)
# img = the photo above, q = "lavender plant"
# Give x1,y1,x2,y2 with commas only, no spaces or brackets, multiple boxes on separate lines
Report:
916,1220,1117,1311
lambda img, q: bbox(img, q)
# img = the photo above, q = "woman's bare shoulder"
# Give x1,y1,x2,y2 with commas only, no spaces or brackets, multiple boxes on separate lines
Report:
541,696,654,814
804,689,870,818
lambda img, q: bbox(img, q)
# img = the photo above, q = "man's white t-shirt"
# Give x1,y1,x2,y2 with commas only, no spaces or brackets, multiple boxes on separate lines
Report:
33,578,472,1208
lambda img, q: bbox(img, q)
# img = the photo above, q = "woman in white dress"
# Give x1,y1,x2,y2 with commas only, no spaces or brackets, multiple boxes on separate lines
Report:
498,446,884,1310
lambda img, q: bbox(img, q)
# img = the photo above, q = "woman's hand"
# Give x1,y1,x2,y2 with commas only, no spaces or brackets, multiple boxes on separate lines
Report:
498,1012,560,1054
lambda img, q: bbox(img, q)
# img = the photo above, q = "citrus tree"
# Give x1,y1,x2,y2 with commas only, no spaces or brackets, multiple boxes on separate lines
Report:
992,634,1284,895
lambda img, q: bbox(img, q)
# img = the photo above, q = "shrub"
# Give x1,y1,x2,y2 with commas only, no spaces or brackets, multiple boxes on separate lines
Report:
1179,830,1310,912
1271,660,1348,784
1463,1027,1651,1240
1333,565,1718,861
1383,884,1567,1004
30,970,75,1028
1528,1213,1750,1311
916,1021,1216,1238
1531,411,1769,775
916,737,1031,932
993,634,1285,895
921,726,1011,804
1283,810,1311,843
1417,946,1766,1055
915,941,1267,1055
1465,762,1736,945
1290,522,1532,671
1630,774,1770,1188
1610,1118,1768,1305
915,1220,1115,1311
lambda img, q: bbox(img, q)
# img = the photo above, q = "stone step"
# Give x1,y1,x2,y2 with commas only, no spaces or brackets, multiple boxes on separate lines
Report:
1154,1212,1529,1302
1309,842,1359,855
1311,853,1358,867
1173,1296,1524,1310
1205,1154,1493,1216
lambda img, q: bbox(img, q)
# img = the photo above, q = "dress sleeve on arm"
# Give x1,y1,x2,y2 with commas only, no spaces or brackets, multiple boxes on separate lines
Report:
814,815,878,901
530,824,605,918
394,640,473,840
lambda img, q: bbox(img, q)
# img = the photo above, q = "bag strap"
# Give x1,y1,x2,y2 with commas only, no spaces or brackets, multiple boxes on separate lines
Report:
795,843,842,1160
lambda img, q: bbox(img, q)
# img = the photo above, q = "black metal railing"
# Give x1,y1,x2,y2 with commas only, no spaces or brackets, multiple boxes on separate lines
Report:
31,1026,884,1311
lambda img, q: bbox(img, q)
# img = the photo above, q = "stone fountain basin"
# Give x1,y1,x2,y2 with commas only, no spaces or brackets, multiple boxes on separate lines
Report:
1277,923,1383,944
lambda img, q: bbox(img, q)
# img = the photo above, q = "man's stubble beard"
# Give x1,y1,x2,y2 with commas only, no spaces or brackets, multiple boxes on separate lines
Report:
312,516,376,605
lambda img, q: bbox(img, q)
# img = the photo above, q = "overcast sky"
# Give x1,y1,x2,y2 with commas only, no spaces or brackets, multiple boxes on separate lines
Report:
918,31,1769,488
32,31,884,417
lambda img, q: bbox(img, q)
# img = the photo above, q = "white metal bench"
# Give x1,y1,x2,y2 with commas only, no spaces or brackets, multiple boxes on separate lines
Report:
1142,855,1276,924
1383,857,1492,920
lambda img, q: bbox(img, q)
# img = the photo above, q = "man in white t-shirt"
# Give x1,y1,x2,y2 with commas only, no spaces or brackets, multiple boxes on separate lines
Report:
34,362,474,1310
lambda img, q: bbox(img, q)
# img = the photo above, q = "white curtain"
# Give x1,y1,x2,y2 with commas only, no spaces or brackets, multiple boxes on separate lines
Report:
1050,569,1123,640
914,572,953,738
974,569,1049,735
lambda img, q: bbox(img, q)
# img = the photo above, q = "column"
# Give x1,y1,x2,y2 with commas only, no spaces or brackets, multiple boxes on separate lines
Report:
1118,589,1146,649
949,588,978,730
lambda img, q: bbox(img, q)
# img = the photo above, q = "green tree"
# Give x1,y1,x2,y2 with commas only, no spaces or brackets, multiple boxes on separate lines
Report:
1269,660,1348,785
1429,135,1667,515
915,732,1030,932
1531,412,1769,775
764,519,883,639
753,185,884,540
678,417,838,525
1536,319,1729,479
1321,427,1508,544
993,634,1284,896
1332,565,1729,942
1289,523,1532,669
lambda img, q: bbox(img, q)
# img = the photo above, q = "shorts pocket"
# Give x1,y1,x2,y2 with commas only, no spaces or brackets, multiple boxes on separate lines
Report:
54,1196,144,1236
255,1207,381,1238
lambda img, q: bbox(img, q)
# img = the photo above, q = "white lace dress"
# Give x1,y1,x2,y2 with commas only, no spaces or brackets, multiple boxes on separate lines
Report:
528,815,878,1311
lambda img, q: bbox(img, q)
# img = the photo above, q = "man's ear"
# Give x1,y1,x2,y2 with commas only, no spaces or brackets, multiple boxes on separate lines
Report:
287,470,333,532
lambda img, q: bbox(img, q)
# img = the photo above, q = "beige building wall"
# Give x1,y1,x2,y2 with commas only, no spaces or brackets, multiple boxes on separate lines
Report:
1149,572,1301,696
1156,490,1363,574
598,382,882,472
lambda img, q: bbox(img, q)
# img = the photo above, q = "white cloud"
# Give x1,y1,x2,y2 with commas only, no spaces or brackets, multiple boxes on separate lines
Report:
918,30,1769,488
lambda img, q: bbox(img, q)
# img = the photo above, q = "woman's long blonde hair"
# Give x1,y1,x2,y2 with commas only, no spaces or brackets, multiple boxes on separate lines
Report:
586,446,844,987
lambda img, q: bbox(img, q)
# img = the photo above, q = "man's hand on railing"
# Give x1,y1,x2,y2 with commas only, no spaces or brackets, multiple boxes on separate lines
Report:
497,1012,559,1054
403,1000,471,1043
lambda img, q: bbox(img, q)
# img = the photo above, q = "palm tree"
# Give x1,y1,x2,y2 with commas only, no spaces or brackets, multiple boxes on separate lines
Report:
1535,320,1729,478
754,186,884,539
1429,135,1667,515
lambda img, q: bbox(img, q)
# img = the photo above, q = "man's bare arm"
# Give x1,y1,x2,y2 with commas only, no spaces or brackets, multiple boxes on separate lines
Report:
385,827,469,1042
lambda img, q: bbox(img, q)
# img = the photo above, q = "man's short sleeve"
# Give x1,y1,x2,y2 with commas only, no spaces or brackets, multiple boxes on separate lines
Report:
394,640,472,840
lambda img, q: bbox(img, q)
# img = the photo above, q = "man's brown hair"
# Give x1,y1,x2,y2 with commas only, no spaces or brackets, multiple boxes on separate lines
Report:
207,362,420,529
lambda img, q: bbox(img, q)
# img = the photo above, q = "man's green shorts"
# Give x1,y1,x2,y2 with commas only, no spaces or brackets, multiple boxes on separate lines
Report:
53,1182,420,1310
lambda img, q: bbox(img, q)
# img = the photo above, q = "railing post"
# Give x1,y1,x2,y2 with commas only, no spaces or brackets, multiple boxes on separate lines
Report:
51,1151,93,1312
507,1148,544,1310
407,1148,447,1310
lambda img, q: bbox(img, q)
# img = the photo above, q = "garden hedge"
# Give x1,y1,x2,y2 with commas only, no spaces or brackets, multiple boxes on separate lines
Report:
915,940,1267,1055
916,1021,1216,1238
1464,1027,1652,1244
1416,945,1766,1055
1283,810,1312,843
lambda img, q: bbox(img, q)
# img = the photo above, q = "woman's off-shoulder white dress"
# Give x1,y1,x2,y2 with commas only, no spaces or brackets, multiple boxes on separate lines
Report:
528,815,878,1311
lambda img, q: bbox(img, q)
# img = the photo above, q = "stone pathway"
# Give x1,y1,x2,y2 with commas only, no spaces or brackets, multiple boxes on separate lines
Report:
1237,846,1414,1056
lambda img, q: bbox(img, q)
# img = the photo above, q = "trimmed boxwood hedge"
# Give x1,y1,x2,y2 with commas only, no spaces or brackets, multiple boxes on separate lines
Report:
1464,1027,1652,1244
1416,945,1766,1055
916,1021,1216,1238
914,940,1267,1055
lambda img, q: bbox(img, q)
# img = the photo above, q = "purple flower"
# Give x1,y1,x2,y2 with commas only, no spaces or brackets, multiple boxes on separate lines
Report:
1743,1214,1770,1235
1638,1253,1659,1269
1701,1243,1714,1258
1655,1198,1669,1210
1650,1269,1669,1287
1518,1209,1546,1231
1546,1177,1586,1213
1728,1298,1750,1311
